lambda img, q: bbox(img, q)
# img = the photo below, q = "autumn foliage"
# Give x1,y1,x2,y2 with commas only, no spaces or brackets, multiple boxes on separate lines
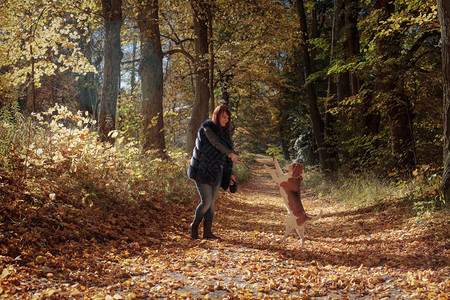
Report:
1,0,450,298
0,109,449,298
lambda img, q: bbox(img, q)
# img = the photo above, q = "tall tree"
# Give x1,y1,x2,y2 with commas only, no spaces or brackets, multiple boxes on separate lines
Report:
439,0,450,199
294,0,332,171
207,3,215,116
374,0,416,172
130,34,138,96
333,0,351,103
346,0,380,142
98,0,123,143
344,0,360,96
78,23,101,119
186,0,210,154
137,0,166,155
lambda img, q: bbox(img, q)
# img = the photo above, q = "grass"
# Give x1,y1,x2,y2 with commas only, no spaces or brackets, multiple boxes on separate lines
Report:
303,166,447,214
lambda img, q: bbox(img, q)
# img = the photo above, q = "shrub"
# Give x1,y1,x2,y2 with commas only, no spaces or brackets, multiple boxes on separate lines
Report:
0,104,196,212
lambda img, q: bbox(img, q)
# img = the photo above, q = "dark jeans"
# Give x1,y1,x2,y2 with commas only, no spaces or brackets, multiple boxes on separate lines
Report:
194,172,222,222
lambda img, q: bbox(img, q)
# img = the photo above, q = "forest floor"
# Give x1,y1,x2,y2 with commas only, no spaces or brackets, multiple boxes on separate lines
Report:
1,158,449,299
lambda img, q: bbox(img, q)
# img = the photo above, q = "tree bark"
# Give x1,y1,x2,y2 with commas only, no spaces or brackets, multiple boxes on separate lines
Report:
29,44,36,112
130,35,137,95
374,0,416,172
221,74,231,106
344,0,360,96
328,0,351,162
335,0,351,103
346,0,379,140
438,0,450,199
78,28,97,118
186,0,210,154
99,0,123,144
137,0,166,156
294,0,332,171
207,3,215,116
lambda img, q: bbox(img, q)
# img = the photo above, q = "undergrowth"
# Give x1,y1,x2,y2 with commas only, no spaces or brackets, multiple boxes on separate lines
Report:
303,166,447,215
0,104,196,213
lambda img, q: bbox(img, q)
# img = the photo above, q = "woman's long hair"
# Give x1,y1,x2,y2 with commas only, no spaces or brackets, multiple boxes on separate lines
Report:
212,104,231,138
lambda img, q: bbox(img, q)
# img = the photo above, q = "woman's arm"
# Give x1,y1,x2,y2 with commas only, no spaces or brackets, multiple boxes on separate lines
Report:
204,126,232,156
204,127,239,163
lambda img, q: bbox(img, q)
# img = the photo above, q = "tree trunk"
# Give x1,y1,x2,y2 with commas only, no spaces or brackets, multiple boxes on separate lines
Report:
438,0,450,199
30,44,36,112
99,0,123,144
294,0,332,171
207,3,215,115
335,0,351,103
78,29,96,117
131,35,137,95
347,0,379,141
79,72,96,117
49,76,55,106
137,0,166,156
310,6,318,60
221,74,231,106
344,0,360,96
186,0,210,154
328,0,351,162
375,0,416,172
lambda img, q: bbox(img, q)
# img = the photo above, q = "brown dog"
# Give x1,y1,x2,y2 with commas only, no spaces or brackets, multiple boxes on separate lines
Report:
264,158,322,246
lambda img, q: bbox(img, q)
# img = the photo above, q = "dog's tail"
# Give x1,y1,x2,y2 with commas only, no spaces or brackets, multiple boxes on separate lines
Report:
296,210,323,226
308,210,323,223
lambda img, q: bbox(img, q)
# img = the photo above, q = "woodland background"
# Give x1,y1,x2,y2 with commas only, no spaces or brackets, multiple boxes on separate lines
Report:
0,0,446,173
0,0,449,298
1,0,449,221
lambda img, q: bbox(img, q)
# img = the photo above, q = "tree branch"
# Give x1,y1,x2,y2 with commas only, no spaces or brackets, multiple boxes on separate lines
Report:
402,29,441,65
164,49,194,63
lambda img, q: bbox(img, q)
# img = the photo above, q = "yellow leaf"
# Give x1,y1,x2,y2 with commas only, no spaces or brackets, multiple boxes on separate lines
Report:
48,289,57,296
70,289,81,297
127,293,137,300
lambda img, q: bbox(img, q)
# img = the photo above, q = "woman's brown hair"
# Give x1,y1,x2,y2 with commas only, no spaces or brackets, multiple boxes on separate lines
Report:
212,104,231,137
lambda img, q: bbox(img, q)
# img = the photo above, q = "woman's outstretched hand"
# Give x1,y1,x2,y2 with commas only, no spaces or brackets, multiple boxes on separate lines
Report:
230,174,236,183
229,153,239,163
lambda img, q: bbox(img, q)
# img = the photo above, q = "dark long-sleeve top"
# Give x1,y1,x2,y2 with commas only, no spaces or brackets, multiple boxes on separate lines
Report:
204,126,233,156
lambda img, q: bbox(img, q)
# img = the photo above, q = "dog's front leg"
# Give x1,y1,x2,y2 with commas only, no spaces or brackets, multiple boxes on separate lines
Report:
264,165,281,184
273,156,284,177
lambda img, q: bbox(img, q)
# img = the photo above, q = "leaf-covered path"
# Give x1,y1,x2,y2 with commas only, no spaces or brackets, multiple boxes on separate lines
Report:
1,159,449,299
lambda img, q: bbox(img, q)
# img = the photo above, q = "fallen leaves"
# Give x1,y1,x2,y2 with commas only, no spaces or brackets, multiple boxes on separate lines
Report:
1,163,449,299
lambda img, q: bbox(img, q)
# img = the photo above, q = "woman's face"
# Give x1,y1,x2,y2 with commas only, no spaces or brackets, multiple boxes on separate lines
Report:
219,111,229,128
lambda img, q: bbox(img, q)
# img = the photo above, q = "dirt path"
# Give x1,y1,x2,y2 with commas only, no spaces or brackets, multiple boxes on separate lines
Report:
116,159,448,299
1,159,448,299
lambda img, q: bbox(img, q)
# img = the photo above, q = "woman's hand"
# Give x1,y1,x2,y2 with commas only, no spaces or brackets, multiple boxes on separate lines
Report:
229,153,239,163
230,174,236,184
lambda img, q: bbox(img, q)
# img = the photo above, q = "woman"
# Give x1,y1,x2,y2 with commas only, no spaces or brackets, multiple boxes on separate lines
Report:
187,105,239,239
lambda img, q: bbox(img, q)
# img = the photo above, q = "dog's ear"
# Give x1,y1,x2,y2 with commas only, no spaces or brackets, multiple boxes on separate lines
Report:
292,163,304,180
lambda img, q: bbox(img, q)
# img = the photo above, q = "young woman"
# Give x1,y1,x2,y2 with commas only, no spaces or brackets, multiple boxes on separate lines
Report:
187,105,239,239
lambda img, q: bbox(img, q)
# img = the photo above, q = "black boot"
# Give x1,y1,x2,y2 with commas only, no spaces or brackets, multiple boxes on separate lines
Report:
203,220,220,239
190,219,201,239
